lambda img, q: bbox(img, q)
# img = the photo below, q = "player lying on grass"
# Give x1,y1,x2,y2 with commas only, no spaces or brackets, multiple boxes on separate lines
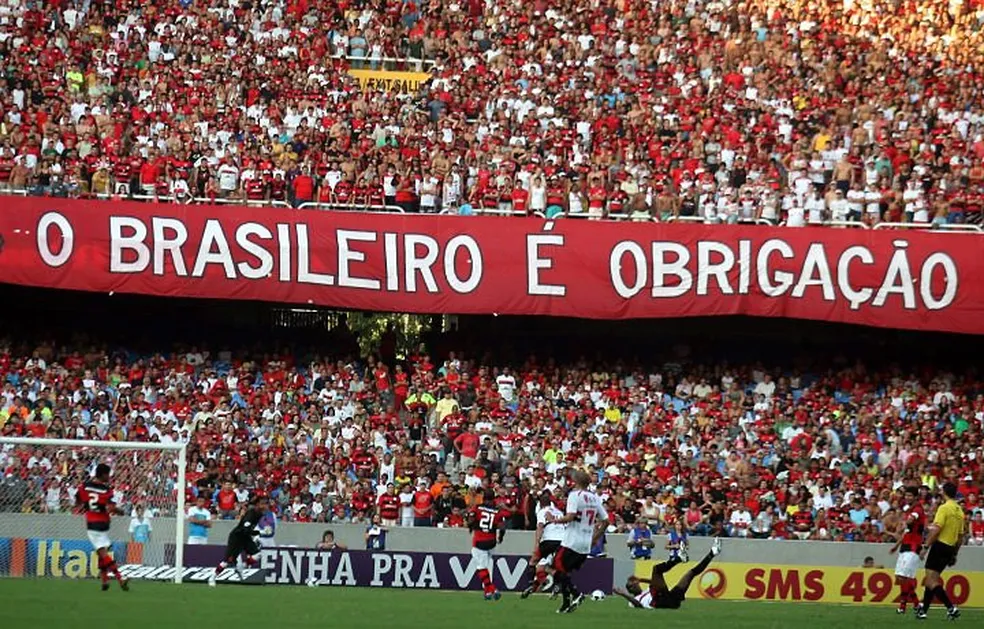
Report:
209,495,269,586
613,537,722,610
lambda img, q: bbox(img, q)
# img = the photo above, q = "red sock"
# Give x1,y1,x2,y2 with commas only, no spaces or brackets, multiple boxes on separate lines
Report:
477,569,493,593
535,569,547,584
216,561,228,573
98,556,110,585
245,556,258,568
908,579,921,604
105,560,124,583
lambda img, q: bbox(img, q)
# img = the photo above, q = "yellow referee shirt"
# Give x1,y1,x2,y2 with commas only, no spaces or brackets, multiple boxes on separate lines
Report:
933,499,965,547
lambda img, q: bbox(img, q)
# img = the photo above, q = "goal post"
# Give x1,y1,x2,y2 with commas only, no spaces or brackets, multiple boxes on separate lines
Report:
0,436,187,584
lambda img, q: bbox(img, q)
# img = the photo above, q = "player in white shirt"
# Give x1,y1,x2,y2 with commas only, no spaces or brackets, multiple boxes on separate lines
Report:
521,492,567,599
614,537,723,610
551,471,609,613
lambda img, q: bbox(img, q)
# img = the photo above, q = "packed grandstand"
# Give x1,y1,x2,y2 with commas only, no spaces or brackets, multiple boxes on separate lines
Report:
2,0,984,225
1,0,984,550
1,311,983,546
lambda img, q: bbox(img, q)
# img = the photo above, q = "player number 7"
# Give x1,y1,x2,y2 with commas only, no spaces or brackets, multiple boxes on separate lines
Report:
584,509,596,525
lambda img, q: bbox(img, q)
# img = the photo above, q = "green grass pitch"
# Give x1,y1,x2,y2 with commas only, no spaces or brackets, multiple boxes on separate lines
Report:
0,580,980,628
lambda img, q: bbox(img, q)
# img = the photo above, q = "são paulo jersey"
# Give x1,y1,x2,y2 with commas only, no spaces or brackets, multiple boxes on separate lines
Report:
561,489,608,554
536,504,566,542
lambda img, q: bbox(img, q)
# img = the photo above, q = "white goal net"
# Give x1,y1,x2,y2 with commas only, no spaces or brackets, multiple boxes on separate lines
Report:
0,437,186,582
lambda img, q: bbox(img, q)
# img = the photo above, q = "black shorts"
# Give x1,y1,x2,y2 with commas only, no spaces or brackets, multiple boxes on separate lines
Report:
925,542,957,573
225,531,260,559
537,540,561,561
553,546,587,574
651,586,686,609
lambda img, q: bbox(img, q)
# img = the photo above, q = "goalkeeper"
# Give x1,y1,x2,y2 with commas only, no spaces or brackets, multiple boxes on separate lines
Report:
209,495,268,586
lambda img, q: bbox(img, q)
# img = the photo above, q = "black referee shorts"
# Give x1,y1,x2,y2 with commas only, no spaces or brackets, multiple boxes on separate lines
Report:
925,541,956,573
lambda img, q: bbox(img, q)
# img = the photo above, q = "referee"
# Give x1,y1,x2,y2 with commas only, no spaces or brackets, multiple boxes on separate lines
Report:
917,482,967,620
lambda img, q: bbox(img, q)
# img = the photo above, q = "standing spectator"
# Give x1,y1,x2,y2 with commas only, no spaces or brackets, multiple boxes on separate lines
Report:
398,483,415,527
216,482,238,520
291,170,315,208
666,521,689,561
453,424,480,473
128,504,152,544
626,518,654,560
378,484,400,527
412,480,434,527
186,495,212,545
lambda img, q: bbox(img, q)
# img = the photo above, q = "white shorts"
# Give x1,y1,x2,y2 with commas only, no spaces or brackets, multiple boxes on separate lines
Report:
187,536,209,545
88,530,112,551
895,551,920,579
471,547,493,571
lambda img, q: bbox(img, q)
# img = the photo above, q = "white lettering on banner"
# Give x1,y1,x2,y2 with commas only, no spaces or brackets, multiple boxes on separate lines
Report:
236,223,274,279
37,211,74,268
651,242,693,298
277,223,291,282
392,554,414,588
416,556,440,589
92,215,963,314
527,234,566,296
110,216,151,273
757,239,795,296
697,241,735,295
792,243,836,301
921,253,958,310
281,548,303,584
610,241,647,298
296,224,335,286
444,235,483,294
261,549,277,583
153,218,189,276
371,553,393,587
334,552,356,586
837,246,875,310
497,558,528,590
404,234,439,293
449,556,477,588
337,229,381,290
191,219,237,279
384,232,399,291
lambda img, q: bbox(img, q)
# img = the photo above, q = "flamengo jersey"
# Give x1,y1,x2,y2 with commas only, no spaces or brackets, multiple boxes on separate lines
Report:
902,503,926,549
471,505,507,548
536,504,566,542
79,481,114,531
561,489,608,554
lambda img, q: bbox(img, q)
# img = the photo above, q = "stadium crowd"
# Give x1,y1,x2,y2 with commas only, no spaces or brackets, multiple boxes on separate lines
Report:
2,0,984,224
1,340,983,547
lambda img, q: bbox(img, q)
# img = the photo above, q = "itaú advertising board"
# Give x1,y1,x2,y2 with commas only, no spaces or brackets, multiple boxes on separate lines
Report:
633,561,984,607
1,197,982,333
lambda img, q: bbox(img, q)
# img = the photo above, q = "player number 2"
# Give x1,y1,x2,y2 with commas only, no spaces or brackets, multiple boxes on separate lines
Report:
87,494,100,511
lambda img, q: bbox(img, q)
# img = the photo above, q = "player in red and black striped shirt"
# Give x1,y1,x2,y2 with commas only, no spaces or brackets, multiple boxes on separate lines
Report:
77,463,129,591
468,489,508,601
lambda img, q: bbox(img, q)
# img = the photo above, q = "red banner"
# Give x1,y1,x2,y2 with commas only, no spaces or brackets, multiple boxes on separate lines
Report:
0,197,982,333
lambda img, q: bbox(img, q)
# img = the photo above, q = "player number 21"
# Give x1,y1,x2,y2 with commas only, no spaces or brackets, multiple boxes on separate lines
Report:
480,510,495,531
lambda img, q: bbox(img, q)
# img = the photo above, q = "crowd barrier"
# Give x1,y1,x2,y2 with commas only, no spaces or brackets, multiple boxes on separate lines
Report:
2,189,981,231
